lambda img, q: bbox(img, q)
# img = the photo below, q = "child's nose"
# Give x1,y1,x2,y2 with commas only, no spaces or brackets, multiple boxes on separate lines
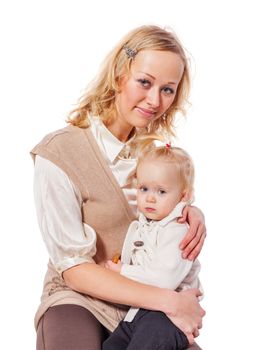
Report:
146,194,156,203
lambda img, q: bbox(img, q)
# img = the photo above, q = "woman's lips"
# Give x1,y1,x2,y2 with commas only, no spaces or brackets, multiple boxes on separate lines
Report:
135,106,157,119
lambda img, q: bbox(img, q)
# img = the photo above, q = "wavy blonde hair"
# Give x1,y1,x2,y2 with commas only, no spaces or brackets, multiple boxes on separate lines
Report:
67,25,191,140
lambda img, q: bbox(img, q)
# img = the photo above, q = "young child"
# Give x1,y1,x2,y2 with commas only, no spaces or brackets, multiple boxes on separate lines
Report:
103,143,203,350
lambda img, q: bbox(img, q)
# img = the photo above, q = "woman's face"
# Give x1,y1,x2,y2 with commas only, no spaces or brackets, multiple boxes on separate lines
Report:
112,50,184,141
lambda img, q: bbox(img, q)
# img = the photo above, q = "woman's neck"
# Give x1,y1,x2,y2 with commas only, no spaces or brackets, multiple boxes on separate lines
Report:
105,119,134,143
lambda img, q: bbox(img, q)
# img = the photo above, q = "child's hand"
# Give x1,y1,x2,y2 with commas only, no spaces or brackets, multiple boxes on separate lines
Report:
105,260,122,273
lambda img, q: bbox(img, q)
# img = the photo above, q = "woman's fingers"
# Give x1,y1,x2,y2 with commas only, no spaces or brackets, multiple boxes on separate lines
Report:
193,328,200,338
179,205,207,259
186,332,195,345
182,226,207,260
179,223,196,252
167,289,205,345
179,205,189,223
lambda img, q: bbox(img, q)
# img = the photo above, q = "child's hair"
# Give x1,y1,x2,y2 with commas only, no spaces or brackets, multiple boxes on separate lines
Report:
67,25,190,140
136,143,195,200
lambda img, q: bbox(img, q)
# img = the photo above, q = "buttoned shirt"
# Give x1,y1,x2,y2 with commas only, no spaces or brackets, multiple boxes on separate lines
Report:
120,202,202,322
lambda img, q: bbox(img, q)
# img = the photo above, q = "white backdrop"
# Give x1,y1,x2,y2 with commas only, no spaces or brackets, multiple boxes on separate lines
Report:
1,1,269,349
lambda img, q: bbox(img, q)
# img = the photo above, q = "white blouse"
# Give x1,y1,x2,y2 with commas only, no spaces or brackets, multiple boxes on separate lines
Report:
34,117,137,274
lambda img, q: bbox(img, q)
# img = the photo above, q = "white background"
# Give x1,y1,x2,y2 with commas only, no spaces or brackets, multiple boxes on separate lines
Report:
1,1,270,349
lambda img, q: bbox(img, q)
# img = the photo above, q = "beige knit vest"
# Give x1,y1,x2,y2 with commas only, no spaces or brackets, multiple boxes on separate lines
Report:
31,125,136,331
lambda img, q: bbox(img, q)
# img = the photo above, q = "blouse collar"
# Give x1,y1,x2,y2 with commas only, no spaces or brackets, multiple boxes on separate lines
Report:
90,116,128,163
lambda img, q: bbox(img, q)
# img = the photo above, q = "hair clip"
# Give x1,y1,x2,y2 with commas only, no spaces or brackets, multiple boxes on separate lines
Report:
165,143,171,149
123,45,137,59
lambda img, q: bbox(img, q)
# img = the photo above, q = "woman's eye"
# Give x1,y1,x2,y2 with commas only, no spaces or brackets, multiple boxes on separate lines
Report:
163,87,174,95
138,79,151,88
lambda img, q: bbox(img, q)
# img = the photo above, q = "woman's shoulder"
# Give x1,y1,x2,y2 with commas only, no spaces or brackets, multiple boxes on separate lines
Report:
37,125,81,146
32,125,92,153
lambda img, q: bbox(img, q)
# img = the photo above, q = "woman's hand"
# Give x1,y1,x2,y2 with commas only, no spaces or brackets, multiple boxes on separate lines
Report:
166,289,205,345
105,260,122,273
178,205,206,260
64,263,204,345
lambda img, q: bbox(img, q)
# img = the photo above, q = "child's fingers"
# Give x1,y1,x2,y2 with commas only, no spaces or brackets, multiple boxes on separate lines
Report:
112,253,121,263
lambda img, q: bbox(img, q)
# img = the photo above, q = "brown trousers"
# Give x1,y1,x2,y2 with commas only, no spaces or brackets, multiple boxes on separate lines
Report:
36,304,202,350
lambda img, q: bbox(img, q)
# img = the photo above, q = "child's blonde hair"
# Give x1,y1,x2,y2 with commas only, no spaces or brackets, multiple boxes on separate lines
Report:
137,143,195,200
67,25,190,140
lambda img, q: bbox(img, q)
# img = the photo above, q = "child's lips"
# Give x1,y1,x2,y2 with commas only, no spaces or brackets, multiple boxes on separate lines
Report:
145,207,156,212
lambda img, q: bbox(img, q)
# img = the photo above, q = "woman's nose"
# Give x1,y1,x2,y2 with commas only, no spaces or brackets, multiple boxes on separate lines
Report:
146,88,160,108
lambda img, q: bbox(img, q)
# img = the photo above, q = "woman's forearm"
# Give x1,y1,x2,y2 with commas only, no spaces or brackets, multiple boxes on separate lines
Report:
63,262,205,344
63,262,174,314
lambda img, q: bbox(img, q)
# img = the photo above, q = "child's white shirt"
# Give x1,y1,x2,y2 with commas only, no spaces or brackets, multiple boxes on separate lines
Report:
120,201,203,322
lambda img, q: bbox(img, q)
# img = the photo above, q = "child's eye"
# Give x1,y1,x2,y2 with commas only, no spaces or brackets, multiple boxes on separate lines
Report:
137,79,151,88
158,189,166,195
139,186,148,192
162,87,174,95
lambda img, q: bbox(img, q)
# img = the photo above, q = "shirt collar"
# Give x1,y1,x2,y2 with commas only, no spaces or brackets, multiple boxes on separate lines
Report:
90,116,126,163
138,201,187,227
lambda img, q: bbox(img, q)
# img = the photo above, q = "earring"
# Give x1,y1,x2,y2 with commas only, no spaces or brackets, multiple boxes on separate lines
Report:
162,113,167,120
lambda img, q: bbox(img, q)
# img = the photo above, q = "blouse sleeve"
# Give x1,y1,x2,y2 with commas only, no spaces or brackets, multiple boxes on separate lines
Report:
33,155,97,274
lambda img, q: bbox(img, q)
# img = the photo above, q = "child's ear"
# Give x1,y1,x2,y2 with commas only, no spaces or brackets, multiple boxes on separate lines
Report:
181,189,192,202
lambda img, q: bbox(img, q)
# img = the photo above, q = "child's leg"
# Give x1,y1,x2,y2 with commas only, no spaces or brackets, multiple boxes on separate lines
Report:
126,309,189,350
188,343,202,350
102,319,132,350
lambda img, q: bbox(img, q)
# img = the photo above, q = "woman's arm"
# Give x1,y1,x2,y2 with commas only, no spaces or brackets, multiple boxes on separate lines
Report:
178,205,207,260
63,263,204,344
33,156,98,273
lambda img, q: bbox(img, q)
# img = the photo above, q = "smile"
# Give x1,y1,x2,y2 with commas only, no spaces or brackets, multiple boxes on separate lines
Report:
135,107,157,119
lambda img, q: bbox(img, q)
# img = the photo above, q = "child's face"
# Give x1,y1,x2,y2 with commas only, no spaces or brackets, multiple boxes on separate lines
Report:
136,159,183,220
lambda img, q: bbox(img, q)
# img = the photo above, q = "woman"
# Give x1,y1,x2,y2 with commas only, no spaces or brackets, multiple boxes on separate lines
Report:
32,25,206,350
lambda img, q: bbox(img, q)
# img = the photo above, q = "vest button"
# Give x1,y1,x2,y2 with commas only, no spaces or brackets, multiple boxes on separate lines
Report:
134,240,144,247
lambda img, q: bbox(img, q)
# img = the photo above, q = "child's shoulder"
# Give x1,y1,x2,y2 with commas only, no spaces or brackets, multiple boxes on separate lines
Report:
162,220,189,239
164,218,189,230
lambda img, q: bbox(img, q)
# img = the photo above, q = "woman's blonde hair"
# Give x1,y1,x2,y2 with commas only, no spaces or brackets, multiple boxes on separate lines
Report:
67,25,191,140
137,144,195,200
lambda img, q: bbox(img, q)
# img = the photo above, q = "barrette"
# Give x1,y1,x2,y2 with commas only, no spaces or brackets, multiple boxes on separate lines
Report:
165,143,171,149
123,45,137,59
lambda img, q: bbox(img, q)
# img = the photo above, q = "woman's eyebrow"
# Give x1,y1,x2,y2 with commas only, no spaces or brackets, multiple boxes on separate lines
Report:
138,71,155,79
138,71,177,85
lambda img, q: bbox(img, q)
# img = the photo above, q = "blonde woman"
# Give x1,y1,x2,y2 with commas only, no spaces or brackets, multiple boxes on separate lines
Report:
32,25,206,350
